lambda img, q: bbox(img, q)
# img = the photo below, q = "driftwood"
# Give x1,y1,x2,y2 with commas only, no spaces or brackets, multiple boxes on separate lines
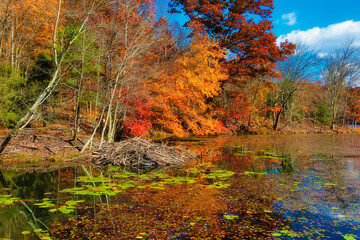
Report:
92,138,191,167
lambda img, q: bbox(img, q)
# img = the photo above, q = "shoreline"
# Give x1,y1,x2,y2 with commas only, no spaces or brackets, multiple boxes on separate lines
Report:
0,124,358,166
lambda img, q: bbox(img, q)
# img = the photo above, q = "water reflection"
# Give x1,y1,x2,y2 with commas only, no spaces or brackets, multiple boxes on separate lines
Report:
0,134,360,239
0,167,77,239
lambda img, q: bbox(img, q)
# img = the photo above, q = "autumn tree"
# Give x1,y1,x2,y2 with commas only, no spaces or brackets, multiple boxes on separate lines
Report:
0,0,56,68
170,0,295,133
119,17,182,138
80,0,169,150
217,79,251,132
0,0,59,129
0,0,104,154
244,76,275,127
147,34,228,137
295,81,325,127
169,0,294,77
348,87,360,127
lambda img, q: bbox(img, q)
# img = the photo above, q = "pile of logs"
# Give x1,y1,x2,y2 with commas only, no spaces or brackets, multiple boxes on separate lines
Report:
92,138,191,167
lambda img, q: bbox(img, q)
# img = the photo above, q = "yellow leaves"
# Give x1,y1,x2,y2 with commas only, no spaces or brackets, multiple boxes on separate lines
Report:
146,35,228,137
1,0,59,56
178,37,226,100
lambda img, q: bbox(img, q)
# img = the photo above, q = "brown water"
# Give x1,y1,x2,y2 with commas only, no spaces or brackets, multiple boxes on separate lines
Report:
1,134,360,239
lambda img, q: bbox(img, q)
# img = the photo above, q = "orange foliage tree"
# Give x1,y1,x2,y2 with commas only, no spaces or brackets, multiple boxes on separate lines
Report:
170,0,295,132
348,87,360,125
0,0,58,68
146,34,228,137
247,78,276,126
170,0,295,78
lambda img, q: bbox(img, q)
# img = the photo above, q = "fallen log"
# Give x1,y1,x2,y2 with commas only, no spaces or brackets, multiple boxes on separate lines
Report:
92,138,191,167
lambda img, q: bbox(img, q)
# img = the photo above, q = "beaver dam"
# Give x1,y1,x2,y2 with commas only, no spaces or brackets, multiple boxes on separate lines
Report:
92,138,192,167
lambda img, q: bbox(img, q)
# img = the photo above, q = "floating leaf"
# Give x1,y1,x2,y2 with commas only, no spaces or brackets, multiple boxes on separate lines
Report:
107,166,120,171
0,195,11,198
117,182,134,190
65,200,80,206
58,206,74,214
325,183,337,186
288,233,299,237
343,234,357,240
223,214,239,220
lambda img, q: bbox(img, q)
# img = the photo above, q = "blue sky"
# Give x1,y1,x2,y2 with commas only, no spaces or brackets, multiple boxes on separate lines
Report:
161,0,360,52
273,0,360,52
273,0,360,36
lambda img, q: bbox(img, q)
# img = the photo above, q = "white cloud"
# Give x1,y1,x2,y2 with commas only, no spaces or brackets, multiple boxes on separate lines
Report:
281,12,297,26
277,20,360,52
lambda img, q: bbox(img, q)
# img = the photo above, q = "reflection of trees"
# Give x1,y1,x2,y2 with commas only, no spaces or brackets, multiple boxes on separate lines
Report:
280,155,296,174
0,168,75,239
0,205,32,239
0,169,52,239
182,134,360,163
52,173,290,239
177,139,298,176
0,167,76,198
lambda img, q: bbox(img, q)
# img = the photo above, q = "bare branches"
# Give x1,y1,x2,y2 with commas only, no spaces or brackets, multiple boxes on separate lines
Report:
271,44,321,130
321,40,360,129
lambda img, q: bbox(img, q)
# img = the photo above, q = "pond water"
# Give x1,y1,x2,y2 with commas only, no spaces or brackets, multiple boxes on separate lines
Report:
1,134,360,239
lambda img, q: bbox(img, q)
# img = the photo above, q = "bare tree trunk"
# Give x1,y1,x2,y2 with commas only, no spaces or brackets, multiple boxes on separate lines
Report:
107,82,124,142
71,32,87,141
81,107,106,152
273,110,282,130
0,0,95,154
81,52,105,152
331,102,336,130
10,21,14,67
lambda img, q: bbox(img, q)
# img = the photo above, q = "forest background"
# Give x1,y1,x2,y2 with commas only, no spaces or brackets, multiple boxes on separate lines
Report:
0,0,359,155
